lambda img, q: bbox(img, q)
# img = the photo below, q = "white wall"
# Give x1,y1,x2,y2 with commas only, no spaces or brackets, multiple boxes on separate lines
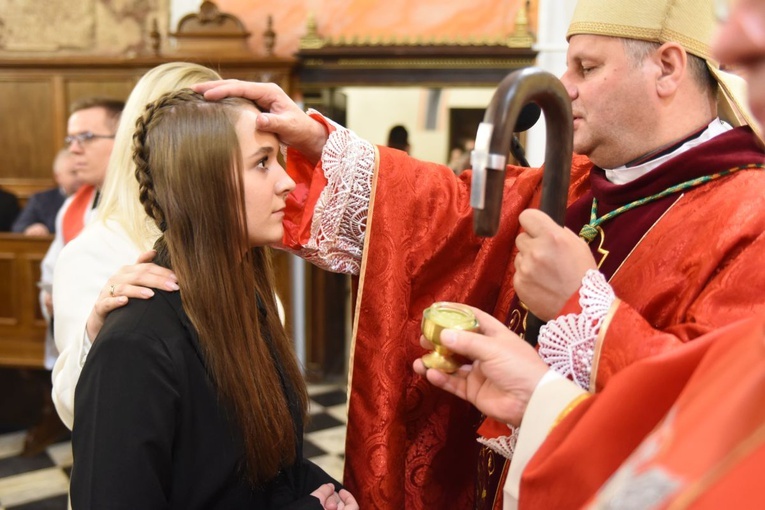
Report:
340,86,495,164
525,0,577,166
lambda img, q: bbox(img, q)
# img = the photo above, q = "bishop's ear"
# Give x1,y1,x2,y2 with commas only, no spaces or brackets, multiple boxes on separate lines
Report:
654,42,687,98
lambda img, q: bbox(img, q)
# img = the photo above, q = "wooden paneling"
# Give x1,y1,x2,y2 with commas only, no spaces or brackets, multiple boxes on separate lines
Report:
0,234,51,368
0,54,295,365
64,76,138,112
0,78,57,182
0,56,295,200
296,44,537,88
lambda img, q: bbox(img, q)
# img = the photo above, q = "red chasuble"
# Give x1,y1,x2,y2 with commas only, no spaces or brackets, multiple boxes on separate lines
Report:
283,123,765,509
284,135,591,509
574,127,765,391
521,316,765,509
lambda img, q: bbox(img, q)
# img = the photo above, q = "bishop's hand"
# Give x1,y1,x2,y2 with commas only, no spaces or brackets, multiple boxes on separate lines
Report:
413,307,548,427
513,209,597,321
193,80,329,165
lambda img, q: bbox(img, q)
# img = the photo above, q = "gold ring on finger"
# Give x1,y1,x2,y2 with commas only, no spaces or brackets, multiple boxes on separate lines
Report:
110,284,116,297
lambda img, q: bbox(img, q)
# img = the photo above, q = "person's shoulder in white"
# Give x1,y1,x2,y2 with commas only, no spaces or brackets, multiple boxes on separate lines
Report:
51,219,141,429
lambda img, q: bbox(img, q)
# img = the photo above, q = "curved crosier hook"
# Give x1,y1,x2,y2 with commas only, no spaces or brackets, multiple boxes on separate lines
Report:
470,67,573,343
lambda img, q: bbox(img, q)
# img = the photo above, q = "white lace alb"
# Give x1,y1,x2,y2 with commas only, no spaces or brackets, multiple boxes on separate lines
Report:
286,115,375,275
477,425,520,461
537,270,616,390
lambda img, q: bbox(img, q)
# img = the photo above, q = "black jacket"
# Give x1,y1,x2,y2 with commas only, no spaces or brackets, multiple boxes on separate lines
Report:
0,188,19,232
12,187,65,233
71,290,338,509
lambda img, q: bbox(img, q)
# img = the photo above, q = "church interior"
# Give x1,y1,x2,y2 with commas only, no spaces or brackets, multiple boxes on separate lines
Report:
0,0,567,507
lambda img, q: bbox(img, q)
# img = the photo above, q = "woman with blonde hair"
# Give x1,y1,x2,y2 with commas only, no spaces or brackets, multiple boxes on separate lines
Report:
52,63,219,429
70,89,355,509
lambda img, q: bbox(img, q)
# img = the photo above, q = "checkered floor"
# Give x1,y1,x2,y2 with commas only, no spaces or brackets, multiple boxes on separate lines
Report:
0,382,348,509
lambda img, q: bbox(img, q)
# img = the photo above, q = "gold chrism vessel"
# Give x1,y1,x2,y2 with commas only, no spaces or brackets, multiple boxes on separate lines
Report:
421,302,478,373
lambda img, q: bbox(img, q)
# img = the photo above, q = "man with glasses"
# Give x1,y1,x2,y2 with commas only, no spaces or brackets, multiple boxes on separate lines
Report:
25,97,123,456
40,97,123,322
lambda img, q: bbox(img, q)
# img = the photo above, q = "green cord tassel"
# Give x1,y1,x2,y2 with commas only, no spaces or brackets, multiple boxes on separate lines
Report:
579,223,600,242
577,163,764,244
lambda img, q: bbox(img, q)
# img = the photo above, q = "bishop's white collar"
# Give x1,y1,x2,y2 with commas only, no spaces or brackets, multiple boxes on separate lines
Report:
604,119,732,185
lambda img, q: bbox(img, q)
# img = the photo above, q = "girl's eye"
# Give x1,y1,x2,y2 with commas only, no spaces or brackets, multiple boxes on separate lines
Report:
581,66,594,75
256,157,269,169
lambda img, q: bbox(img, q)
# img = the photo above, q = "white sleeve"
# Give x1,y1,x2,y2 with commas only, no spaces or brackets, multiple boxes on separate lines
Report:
39,200,70,321
51,225,139,429
503,371,587,510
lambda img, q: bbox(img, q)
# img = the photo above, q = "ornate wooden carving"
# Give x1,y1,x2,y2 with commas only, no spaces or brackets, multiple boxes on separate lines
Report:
295,5,537,88
169,1,252,55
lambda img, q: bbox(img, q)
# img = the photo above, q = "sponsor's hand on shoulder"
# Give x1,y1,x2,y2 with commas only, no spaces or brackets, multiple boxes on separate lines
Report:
86,250,179,341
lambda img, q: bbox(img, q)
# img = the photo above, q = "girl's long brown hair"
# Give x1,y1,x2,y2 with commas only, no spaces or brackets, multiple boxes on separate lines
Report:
132,89,307,486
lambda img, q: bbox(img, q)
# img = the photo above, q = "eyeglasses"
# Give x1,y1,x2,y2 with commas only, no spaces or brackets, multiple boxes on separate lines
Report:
64,131,115,147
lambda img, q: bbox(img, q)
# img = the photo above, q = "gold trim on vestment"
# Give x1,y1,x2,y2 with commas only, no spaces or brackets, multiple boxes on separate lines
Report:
590,194,686,391
668,419,765,509
346,144,381,408
610,194,685,281
551,393,592,429
589,297,620,393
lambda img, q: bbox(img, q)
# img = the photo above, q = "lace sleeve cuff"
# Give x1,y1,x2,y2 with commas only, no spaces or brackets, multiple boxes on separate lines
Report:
287,112,375,275
537,269,616,390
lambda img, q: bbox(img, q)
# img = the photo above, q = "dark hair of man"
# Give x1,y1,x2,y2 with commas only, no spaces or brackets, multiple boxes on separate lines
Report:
132,89,308,486
621,39,717,102
69,97,125,132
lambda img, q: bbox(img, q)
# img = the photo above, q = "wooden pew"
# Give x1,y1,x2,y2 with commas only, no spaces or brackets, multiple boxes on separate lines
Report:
0,233,52,368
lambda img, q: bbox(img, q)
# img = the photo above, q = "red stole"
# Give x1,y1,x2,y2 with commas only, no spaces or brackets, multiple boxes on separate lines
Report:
62,185,96,245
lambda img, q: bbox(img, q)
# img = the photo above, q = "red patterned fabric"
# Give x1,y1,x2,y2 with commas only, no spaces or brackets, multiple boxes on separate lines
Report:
521,316,765,509
590,130,765,390
283,132,591,508
504,127,765,508
282,122,765,509
344,150,591,510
